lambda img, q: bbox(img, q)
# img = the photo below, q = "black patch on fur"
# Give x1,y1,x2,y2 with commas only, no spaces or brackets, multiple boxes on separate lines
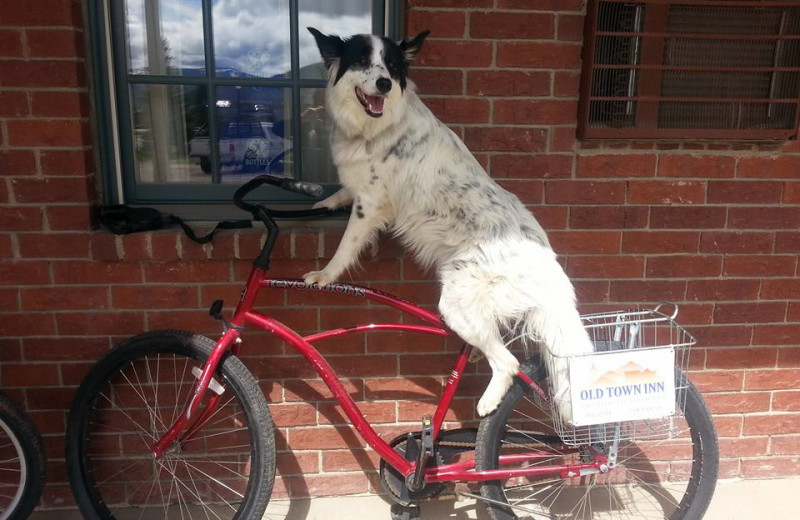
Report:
356,204,365,219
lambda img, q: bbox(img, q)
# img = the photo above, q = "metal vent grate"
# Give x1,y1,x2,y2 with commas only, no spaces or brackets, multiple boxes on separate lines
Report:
579,0,800,139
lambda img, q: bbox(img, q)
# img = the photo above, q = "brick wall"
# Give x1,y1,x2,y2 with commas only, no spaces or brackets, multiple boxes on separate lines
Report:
0,0,798,510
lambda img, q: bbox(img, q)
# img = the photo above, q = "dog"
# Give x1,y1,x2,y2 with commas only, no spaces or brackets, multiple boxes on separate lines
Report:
305,28,594,417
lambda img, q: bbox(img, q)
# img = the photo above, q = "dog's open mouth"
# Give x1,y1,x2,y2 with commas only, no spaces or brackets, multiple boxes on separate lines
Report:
355,87,384,118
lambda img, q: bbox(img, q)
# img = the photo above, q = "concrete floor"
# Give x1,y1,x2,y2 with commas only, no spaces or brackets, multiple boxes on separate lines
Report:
30,478,797,519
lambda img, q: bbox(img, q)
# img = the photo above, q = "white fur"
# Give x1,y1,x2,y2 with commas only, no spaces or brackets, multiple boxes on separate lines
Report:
305,36,593,417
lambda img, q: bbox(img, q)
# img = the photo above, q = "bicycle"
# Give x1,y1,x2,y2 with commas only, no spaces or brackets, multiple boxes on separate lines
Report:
0,390,46,519
65,174,719,520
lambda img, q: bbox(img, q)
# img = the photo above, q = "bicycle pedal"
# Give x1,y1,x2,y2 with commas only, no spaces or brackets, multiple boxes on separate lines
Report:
191,367,226,395
407,416,434,492
420,416,434,455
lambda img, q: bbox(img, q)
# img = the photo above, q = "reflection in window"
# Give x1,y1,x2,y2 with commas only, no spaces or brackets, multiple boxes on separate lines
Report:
214,86,293,181
131,84,208,184
125,0,205,76
298,0,373,79
212,0,291,78
300,88,336,183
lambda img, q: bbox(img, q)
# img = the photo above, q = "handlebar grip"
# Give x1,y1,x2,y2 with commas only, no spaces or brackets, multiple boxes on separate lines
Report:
279,179,324,198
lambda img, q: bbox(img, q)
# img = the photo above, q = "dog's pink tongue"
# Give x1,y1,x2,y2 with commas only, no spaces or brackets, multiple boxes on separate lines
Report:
366,95,384,114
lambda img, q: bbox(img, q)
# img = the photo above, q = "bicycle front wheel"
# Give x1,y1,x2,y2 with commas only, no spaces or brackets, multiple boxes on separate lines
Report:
0,391,45,520
475,360,718,520
66,330,276,519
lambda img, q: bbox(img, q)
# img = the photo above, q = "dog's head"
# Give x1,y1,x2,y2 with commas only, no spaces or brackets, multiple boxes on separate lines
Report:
309,28,429,132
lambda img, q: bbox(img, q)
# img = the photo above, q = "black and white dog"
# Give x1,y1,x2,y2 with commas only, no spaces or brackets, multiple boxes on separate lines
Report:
306,28,593,417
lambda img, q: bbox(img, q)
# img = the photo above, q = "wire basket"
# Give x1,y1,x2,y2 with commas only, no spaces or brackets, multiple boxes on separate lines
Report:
536,304,696,446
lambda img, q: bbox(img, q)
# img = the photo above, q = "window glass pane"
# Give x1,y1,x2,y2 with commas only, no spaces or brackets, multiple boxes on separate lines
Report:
298,0,373,79
215,86,293,182
131,84,209,184
300,88,337,183
213,0,291,79
125,0,206,76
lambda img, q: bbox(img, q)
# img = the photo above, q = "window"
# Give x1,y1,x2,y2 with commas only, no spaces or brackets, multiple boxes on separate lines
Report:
90,1,403,205
578,0,800,139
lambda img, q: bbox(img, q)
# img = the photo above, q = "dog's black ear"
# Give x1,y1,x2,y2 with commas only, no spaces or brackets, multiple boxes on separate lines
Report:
398,30,430,63
308,27,344,68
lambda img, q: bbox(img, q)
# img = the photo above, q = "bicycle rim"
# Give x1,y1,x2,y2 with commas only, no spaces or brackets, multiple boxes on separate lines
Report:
0,417,27,520
72,341,268,519
477,366,717,520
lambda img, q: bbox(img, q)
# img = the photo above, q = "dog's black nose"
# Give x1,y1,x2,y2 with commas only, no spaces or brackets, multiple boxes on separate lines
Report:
376,77,392,94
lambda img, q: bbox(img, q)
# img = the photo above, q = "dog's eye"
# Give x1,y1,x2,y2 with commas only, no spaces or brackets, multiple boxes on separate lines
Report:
357,57,370,67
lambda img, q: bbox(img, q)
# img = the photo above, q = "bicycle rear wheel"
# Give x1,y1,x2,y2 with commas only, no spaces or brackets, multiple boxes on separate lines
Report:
0,391,45,520
475,360,718,520
66,330,275,519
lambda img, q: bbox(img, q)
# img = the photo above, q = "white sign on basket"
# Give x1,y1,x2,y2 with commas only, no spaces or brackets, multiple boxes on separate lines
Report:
568,348,676,427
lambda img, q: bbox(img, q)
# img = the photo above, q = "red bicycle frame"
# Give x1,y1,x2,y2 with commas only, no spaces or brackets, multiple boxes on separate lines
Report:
152,266,603,483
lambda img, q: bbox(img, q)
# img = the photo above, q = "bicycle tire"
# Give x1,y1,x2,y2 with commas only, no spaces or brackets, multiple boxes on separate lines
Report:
65,330,276,519
475,359,718,520
0,391,46,520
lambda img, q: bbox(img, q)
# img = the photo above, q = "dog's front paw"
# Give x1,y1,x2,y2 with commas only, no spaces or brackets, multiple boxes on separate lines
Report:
312,199,338,211
477,393,503,417
303,270,336,287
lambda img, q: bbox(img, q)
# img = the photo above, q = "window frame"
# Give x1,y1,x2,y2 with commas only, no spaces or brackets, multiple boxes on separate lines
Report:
88,0,404,206
577,0,800,140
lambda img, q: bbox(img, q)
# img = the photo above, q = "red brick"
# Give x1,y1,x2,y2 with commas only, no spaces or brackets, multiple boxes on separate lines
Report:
399,354,460,376
22,286,107,311
0,363,60,387
744,414,800,435
572,281,610,302
26,29,83,58
464,127,546,152
723,255,796,277
471,12,554,39
0,314,56,336
567,256,644,278
18,233,89,259
467,70,550,97
6,120,89,147
745,369,800,390
687,370,743,392
549,231,621,254
23,337,109,361
53,261,141,284
143,261,229,283
695,327,754,348
40,149,93,175
494,99,576,125
491,154,572,179
270,403,317,428
714,416,743,437
785,182,800,204
425,97,489,123
646,255,722,278
718,437,770,458
577,154,657,178
652,207,728,231
622,231,699,254
0,60,85,88
0,150,35,175
776,232,800,253
774,392,800,411
686,280,760,301
0,91,28,116
729,207,800,230
570,206,648,229
742,458,800,478
410,69,462,95
288,426,365,450
609,280,686,302
319,401,396,425
56,311,145,336
112,285,198,309
761,279,800,300
699,232,774,254
545,181,624,204
497,0,583,9
30,90,88,117
553,71,580,97
409,0,492,6
0,29,23,56
738,155,800,178
771,436,800,454
707,180,783,204
752,325,800,347
496,179,543,203
321,450,380,472
497,42,581,69
0,236,11,259
706,348,776,369
714,303,787,324
46,206,92,231
0,261,50,285
658,155,735,178
408,10,465,38
705,392,770,414
627,181,706,205
0,0,82,26
0,207,43,231
398,398,474,422
12,177,90,203
557,14,585,41
417,40,492,67
0,288,18,311
551,127,576,152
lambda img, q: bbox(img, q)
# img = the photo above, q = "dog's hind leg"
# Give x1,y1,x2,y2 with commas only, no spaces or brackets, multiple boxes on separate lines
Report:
438,272,520,417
